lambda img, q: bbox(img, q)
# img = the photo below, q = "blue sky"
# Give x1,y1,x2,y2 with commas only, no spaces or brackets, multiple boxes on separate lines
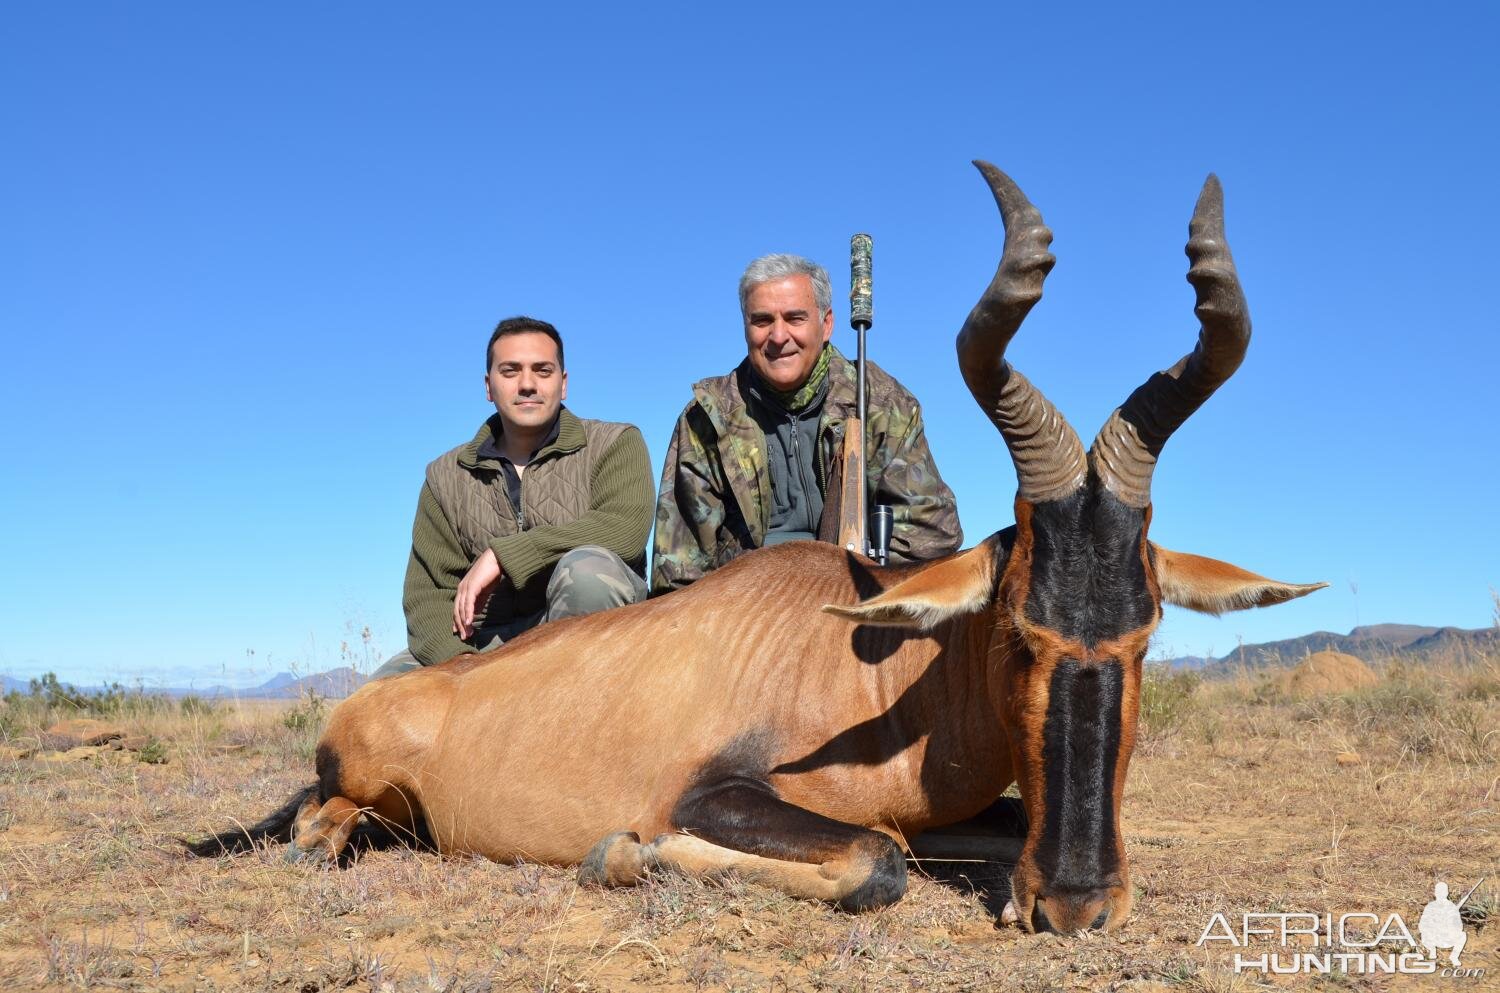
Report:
3,4,1496,688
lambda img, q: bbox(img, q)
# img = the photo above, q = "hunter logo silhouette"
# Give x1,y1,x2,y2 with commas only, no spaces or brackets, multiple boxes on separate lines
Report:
1419,879,1478,968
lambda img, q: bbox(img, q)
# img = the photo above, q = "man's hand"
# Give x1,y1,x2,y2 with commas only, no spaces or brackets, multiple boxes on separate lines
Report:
453,548,502,640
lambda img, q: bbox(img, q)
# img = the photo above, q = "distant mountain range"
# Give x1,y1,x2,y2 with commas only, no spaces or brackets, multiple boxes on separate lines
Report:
5,624,1495,697
0,666,369,700
1157,624,1498,673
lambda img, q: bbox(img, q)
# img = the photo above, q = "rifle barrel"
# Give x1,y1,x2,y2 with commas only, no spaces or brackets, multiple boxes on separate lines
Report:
852,237,876,555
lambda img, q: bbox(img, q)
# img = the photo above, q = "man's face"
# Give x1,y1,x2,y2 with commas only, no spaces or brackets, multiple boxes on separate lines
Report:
485,332,567,434
743,274,834,392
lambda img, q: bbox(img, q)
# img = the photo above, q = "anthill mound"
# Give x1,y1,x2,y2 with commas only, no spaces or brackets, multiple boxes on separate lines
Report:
1280,650,1379,697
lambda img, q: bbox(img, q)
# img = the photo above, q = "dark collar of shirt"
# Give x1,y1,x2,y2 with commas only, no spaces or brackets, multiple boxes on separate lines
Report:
477,414,561,530
477,414,562,465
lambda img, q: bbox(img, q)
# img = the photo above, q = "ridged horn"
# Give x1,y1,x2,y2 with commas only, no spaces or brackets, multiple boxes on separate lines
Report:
1091,175,1251,507
957,161,1086,503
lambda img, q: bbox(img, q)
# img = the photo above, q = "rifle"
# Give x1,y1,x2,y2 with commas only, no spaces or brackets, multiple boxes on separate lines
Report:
836,234,894,564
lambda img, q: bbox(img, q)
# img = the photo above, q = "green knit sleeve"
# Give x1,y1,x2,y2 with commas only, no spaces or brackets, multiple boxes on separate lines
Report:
403,481,472,667
489,426,655,589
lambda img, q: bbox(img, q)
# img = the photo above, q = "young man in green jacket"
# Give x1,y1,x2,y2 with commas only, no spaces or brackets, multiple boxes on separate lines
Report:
375,317,655,677
651,255,962,594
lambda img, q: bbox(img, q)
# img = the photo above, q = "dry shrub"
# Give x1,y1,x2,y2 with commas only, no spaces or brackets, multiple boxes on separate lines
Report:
1273,657,1497,763
42,929,134,987
1278,650,1378,698
1456,658,1500,700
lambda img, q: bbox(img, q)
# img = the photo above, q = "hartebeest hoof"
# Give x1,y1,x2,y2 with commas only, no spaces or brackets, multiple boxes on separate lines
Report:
283,795,359,867
282,841,334,866
578,831,649,887
831,835,908,912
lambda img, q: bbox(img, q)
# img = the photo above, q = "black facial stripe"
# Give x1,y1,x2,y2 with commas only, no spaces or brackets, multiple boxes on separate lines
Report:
1034,659,1122,893
1024,487,1153,647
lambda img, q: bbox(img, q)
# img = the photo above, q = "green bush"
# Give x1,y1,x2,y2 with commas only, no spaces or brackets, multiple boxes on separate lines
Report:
283,691,327,732
136,737,169,764
178,694,216,716
1,672,171,735
1139,667,1201,738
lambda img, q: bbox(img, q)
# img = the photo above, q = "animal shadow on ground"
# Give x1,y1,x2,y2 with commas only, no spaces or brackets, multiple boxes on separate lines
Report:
335,816,439,866
912,796,1026,923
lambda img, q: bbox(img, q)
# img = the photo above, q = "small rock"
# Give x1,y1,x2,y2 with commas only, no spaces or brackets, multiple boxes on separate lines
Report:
1336,751,1361,767
42,719,124,750
28,744,111,763
364,915,416,939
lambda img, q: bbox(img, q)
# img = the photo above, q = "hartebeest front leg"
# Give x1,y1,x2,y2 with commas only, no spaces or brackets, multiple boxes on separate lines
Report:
579,780,907,911
908,797,1028,926
906,833,1024,864
908,795,1026,865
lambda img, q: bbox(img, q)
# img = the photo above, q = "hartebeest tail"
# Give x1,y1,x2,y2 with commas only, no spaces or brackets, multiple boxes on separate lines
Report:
183,784,317,857
190,163,1326,937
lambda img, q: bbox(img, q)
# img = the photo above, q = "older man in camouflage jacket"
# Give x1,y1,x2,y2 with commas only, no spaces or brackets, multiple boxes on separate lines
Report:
651,254,962,593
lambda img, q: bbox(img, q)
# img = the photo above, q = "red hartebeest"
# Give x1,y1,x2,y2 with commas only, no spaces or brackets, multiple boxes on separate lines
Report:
190,164,1324,933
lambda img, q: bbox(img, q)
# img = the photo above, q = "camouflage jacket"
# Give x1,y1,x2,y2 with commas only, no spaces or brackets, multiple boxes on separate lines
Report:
651,345,962,593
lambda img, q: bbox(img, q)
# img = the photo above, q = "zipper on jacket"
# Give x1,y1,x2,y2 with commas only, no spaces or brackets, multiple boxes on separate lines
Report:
815,426,827,491
499,463,528,531
787,410,799,511
790,410,819,512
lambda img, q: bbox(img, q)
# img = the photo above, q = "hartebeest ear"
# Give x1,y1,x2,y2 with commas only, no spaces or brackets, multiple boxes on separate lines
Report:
822,543,996,630
1152,545,1328,615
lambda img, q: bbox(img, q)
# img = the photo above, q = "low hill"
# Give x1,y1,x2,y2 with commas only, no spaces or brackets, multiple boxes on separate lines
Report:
233,666,368,699
1158,624,1498,672
0,667,369,700
173,666,370,699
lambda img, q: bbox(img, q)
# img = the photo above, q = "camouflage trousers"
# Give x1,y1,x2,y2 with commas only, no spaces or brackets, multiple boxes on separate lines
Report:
372,545,648,679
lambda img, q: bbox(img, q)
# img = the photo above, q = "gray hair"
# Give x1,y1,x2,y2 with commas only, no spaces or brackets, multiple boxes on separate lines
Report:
738,254,832,318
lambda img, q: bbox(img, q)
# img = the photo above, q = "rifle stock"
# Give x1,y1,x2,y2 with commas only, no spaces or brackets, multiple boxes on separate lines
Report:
836,415,866,553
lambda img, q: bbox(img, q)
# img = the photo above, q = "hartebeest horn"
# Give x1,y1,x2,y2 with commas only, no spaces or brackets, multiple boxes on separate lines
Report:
1091,175,1251,507
958,162,1087,503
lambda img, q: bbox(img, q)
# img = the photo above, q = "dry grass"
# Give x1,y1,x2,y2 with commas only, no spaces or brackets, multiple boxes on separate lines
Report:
1,654,1496,992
